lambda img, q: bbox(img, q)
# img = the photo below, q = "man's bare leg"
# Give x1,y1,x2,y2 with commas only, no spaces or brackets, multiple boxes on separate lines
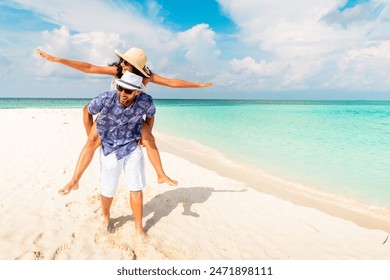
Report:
130,191,149,240
141,122,177,186
59,123,102,195
101,195,113,225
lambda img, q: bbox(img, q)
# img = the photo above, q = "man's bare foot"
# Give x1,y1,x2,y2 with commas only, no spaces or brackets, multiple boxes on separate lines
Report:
101,217,116,234
102,215,110,226
157,175,178,186
58,181,79,195
136,229,150,242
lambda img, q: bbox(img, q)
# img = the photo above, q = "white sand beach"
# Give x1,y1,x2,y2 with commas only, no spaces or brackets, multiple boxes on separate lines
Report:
0,108,389,260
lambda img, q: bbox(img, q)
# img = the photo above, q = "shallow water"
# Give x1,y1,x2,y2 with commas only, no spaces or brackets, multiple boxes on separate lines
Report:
154,100,390,209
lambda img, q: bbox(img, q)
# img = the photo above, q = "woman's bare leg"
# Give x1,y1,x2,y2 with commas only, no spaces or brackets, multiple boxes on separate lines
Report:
59,122,102,195
141,122,178,186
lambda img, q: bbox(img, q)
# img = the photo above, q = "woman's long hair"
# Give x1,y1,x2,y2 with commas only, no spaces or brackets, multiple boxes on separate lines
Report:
108,58,151,79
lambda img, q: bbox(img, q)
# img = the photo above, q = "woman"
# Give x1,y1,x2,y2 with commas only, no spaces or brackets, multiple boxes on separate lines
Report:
35,47,213,194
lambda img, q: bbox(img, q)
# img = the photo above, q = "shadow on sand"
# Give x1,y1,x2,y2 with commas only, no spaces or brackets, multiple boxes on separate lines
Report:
108,187,246,232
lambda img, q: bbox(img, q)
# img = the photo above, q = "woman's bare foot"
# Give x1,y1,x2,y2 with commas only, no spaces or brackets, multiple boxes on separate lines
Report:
157,175,178,186
58,181,79,195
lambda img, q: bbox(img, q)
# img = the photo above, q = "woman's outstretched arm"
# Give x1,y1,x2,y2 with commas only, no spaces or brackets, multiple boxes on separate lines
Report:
35,48,117,76
146,73,213,88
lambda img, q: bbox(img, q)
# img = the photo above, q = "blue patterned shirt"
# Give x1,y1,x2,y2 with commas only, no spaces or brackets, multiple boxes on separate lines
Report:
88,90,156,160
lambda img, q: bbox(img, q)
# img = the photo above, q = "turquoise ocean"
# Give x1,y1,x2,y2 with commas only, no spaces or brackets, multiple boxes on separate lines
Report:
1,98,389,210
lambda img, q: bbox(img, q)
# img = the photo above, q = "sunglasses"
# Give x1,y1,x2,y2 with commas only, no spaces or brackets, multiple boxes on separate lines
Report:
116,84,135,95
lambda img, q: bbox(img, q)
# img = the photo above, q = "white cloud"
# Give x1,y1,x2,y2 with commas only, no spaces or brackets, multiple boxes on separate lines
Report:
216,0,390,92
333,40,390,89
230,57,283,78
323,0,386,27
177,24,221,70
11,0,178,52
0,53,13,78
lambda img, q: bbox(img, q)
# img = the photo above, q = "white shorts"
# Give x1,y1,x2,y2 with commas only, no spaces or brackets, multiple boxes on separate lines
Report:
100,146,146,197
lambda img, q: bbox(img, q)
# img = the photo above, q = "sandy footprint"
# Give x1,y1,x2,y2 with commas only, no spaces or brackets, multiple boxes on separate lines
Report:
94,231,136,259
50,242,74,260
14,250,37,260
33,231,76,260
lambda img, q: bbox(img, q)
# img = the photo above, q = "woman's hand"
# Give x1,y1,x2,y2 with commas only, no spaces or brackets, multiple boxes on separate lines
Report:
35,48,56,62
198,82,213,88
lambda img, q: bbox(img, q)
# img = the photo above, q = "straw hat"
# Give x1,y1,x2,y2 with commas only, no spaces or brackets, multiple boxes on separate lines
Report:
114,48,150,77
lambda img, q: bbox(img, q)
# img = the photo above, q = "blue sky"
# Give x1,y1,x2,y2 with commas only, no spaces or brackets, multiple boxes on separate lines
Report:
0,0,389,99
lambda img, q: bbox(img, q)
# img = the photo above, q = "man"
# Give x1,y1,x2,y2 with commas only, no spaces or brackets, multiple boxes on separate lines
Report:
85,71,155,239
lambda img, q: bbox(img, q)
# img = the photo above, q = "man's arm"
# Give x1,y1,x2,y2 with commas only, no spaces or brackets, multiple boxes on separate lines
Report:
83,105,94,136
84,91,112,135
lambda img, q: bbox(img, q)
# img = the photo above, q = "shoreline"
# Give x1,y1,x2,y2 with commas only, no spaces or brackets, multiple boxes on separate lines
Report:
1,108,389,259
154,131,390,233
